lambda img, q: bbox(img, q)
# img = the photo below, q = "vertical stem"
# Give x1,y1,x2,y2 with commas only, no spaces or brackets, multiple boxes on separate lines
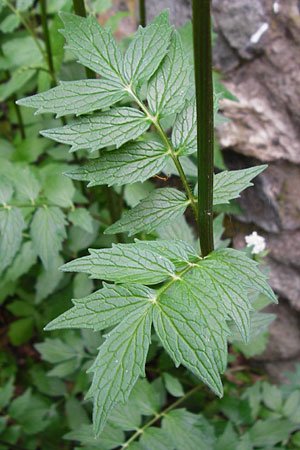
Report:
13,94,26,139
139,0,146,27
1,44,26,139
72,0,96,79
39,0,56,86
192,0,214,257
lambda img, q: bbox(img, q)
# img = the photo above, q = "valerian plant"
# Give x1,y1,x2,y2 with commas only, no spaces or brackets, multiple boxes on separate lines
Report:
18,5,277,440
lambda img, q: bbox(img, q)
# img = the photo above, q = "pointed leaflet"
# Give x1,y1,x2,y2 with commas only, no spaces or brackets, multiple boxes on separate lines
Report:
59,12,124,83
86,305,153,436
213,166,267,205
171,100,196,155
0,208,26,272
122,13,173,86
61,242,176,285
147,31,191,116
65,141,169,187
45,283,156,331
17,79,127,118
106,188,189,236
30,207,67,270
133,239,198,268
206,248,277,304
41,108,150,153
192,261,252,343
153,284,223,397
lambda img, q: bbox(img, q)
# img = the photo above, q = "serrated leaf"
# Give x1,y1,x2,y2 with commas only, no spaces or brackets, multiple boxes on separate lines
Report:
4,241,37,282
41,107,150,153
140,427,171,450
147,31,191,116
9,165,40,201
86,306,152,436
172,100,196,155
130,379,162,416
65,141,169,187
133,239,198,267
122,13,173,86
64,423,125,449
207,248,277,304
30,207,67,269
17,79,127,117
249,419,297,447
0,208,26,272
162,409,214,450
213,166,267,205
68,208,93,233
35,255,64,303
163,373,184,397
45,283,156,331
153,285,223,396
44,175,75,207
61,242,175,285
60,12,124,82
35,338,77,364
109,401,141,431
194,262,253,343
106,188,189,236
0,176,13,204
262,383,282,412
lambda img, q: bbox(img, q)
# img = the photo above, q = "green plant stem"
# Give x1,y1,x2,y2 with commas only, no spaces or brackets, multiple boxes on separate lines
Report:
13,93,26,139
72,0,95,79
5,0,47,64
127,87,198,220
39,0,57,86
139,0,146,27
192,0,214,256
121,383,202,449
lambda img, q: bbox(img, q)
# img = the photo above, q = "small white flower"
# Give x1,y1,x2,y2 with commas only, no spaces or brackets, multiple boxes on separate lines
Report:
245,231,266,254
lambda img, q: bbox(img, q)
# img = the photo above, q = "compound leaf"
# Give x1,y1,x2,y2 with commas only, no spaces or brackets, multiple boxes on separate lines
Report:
41,108,150,153
86,305,153,436
147,31,191,116
60,12,124,82
45,283,156,331
106,188,189,236
17,79,127,118
65,141,169,187
61,242,176,285
122,12,173,86
213,166,267,205
30,207,67,269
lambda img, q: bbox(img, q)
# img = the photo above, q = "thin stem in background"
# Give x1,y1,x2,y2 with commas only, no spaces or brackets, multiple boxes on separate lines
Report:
121,383,202,448
139,0,146,27
0,44,26,139
72,0,96,79
39,0,57,86
192,0,214,256
5,0,47,64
